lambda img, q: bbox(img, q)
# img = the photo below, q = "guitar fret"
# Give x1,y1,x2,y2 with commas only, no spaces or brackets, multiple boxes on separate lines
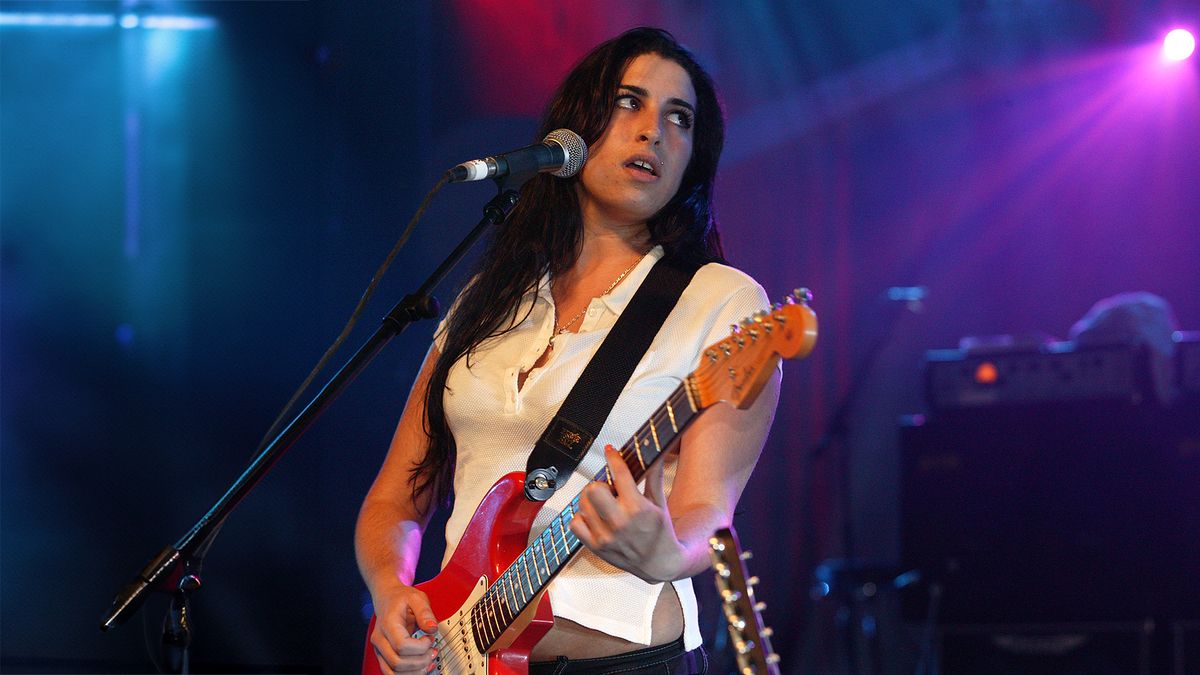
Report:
484,596,500,645
682,378,700,414
666,399,678,432
529,543,542,585
673,386,697,425
518,553,534,597
495,592,507,634
653,409,675,449
471,609,486,652
513,570,526,604
550,531,563,564
546,528,562,566
556,512,571,555
476,603,492,647
492,587,509,629
502,576,518,616
648,417,662,453
532,542,547,583
633,436,647,471
514,567,530,605
639,429,656,468
541,538,553,577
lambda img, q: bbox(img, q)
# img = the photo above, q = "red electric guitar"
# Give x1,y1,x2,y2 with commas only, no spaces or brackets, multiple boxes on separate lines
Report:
363,290,818,675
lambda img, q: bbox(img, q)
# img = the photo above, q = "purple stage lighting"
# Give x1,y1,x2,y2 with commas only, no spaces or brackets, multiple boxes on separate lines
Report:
1162,28,1196,62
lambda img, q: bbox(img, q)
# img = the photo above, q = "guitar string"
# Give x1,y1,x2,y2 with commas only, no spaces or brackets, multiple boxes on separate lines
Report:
434,437,686,667
425,499,584,672
451,440,675,665
418,385,697,670
432,317,792,669
427,383,699,670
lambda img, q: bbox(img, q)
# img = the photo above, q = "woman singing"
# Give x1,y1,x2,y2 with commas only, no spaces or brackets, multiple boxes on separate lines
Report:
356,27,780,674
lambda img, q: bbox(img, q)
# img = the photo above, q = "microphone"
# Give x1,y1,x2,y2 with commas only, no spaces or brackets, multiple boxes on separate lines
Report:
447,129,588,183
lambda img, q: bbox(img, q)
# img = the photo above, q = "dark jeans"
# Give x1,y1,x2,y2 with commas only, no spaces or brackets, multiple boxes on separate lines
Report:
528,636,708,674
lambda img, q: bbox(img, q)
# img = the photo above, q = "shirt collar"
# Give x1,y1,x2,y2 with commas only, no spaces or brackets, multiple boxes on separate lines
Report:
599,245,665,315
529,244,666,316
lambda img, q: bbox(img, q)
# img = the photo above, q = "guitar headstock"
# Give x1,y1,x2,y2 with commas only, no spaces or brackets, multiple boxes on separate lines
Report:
692,288,818,409
710,527,781,675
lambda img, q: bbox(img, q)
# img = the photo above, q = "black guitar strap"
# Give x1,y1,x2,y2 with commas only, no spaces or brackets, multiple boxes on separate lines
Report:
523,253,701,501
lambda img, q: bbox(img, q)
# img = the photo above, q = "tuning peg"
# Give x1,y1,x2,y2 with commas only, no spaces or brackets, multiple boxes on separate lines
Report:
748,576,760,586
793,287,813,304
761,627,774,638
710,538,725,551
740,550,753,560
729,323,741,334
722,589,742,603
767,654,782,664
737,639,757,655
755,601,767,612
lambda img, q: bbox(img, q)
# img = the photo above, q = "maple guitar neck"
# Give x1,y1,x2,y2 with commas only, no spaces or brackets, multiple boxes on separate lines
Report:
710,526,782,675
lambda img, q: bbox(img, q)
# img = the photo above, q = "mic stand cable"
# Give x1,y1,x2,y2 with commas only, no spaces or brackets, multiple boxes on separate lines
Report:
100,173,524,675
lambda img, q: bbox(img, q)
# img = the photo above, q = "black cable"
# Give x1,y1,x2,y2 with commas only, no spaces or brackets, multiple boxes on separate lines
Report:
139,173,450,671
253,172,451,456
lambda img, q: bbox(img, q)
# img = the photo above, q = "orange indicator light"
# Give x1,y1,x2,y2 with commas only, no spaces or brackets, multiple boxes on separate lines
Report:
974,361,999,384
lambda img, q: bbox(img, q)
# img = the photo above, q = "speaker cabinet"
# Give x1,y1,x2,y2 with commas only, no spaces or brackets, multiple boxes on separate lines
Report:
901,401,1200,624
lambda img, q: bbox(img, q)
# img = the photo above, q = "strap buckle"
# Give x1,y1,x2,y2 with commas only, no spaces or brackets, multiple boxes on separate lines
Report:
524,467,559,502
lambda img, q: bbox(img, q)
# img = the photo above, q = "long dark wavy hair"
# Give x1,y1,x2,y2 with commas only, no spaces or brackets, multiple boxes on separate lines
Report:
411,27,727,509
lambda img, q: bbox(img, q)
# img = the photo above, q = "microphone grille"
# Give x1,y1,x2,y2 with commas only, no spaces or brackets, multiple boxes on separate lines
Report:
545,129,588,178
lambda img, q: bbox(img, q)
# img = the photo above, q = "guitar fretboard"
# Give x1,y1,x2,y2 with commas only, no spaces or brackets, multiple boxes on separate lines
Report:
467,381,701,651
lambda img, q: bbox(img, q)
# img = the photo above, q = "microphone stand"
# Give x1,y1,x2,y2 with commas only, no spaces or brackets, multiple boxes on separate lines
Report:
804,287,926,675
101,180,524,673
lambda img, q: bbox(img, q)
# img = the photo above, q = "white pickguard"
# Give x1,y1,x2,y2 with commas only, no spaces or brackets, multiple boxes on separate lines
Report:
413,576,489,675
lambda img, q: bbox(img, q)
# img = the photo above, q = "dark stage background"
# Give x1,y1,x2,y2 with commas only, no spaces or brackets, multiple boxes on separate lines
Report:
2,1,1198,673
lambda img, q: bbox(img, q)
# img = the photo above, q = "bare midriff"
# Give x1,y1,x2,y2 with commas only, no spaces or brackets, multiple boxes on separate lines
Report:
528,582,683,660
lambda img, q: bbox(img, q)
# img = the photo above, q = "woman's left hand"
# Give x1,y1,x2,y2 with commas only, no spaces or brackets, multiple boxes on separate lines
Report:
569,445,688,583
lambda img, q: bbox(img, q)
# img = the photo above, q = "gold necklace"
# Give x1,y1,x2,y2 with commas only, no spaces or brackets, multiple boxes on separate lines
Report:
548,254,646,349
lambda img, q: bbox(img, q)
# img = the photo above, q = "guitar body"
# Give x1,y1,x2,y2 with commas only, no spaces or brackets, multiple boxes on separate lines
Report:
362,472,554,675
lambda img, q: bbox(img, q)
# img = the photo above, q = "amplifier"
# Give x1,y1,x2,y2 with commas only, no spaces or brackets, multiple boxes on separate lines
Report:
925,341,1151,411
900,402,1200,625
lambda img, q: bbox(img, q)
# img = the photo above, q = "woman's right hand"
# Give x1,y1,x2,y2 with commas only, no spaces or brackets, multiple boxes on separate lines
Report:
370,585,440,674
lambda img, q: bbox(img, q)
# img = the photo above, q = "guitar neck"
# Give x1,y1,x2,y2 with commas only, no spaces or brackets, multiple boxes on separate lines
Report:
469,379,702,650
710,527,781,675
